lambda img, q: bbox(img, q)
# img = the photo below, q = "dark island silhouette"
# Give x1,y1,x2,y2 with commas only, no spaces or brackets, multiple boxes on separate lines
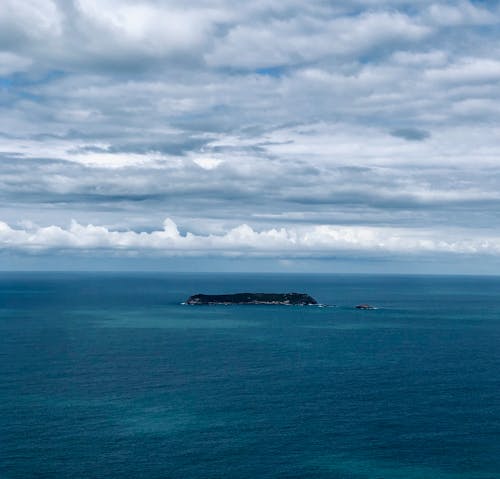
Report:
186,292,318,305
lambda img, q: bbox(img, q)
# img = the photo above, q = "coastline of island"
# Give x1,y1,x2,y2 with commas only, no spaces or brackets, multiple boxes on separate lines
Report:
185,292,318,305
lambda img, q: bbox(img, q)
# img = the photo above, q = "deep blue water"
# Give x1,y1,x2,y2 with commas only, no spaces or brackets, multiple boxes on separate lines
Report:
1,273,499,478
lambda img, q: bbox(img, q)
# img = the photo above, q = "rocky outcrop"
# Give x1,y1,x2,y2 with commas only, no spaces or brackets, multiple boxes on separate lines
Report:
186,292,318,305
355,304,376,310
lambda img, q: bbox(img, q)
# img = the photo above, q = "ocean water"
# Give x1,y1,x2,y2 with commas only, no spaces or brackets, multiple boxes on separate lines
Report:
1,272,499,479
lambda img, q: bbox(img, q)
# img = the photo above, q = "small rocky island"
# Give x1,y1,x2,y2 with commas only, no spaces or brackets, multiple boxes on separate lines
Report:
186,292,318,305
356,304,376,310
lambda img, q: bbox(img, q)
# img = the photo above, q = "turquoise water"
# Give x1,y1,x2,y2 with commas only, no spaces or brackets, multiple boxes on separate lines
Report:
1,273,499,478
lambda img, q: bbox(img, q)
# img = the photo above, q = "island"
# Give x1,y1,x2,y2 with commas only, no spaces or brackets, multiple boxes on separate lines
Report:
186,292,318,305
356,304,376,310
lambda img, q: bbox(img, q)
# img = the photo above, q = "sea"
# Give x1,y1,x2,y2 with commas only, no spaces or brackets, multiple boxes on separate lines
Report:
1,272,499,478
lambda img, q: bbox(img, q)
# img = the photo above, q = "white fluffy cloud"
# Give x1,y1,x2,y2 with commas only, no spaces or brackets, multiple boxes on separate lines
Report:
73,0,221,59
426,1,498,26
205,11,430,69
1,218,500,257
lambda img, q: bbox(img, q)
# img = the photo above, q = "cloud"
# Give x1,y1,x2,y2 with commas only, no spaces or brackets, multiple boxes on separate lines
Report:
72,0,221,65
0,52,32,75
1,217,500,257
192,157,223,170
2,121,500,236
426,58,500,84
206,11,430,69
0,0,62,48
426,1,498,26
390,128,430,141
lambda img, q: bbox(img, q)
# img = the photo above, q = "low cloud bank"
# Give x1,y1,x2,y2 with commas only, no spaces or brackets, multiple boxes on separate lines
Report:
1,218,499,257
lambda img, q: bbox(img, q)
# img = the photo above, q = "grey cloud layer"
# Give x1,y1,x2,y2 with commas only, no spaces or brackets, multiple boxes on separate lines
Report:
1,0,500,259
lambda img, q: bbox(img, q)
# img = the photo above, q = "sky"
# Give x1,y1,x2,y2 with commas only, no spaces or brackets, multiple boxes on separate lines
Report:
1,0,500,273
